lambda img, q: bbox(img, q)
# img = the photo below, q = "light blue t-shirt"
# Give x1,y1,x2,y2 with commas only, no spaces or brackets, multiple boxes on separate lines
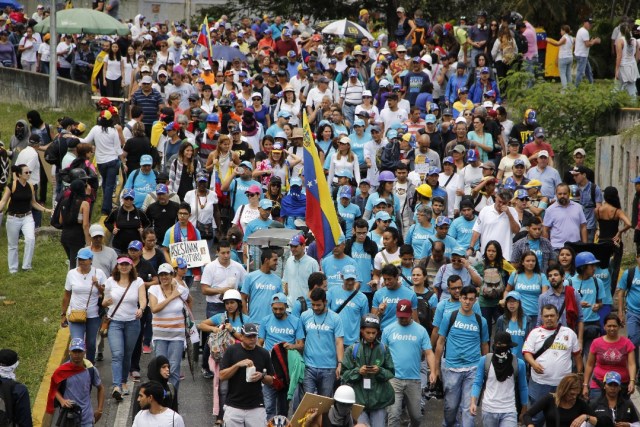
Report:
241,270,283,322
405,223,435,258
124,170,157,208
467,131,493,163
569,275,604,323
338,203,362,239
348,132,371,166
593,266,613,305
243,217,273,242
508,272,549,316
300,309,344,368
617,267,640,314
327,287,369,345
433,298,482,330
365,193,402,217
229,178,262,211
372,286,418,329
381,321,431,380
439,310,489,368
527,239,543,268
162,226,201,277
258,314,305,352
449,215,477,250
290,295,311,318
209,312,254,333
350,242,374,293
503,317,528,360
321,255,358,289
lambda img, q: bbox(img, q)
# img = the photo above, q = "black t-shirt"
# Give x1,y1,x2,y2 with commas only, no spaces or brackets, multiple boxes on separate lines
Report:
134,258,157,284
510,122,536,147
7,180,32,214
219,343,274,409
523,394,592,426
232,141,255,163
123,137,153,172
146,200,179,242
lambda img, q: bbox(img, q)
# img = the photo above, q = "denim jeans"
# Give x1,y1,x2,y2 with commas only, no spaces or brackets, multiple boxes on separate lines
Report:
69,317,101,363
358,408,387,427
481,411,518,427
442,366,476,427
302,366,336,398
40,62,50,74
263,383,288,420
202,302,225,371
97,159,120,215
107,319,141,387
153,339,184,390
388,378,422,427
575,56,593,86
6,214,35,273
558,57,573,89
130,306,152,373
341,103,357,127
528,380,557,427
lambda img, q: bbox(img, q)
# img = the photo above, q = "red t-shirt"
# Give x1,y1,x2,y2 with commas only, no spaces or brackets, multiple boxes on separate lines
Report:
588,336,635,387
522,141,554,167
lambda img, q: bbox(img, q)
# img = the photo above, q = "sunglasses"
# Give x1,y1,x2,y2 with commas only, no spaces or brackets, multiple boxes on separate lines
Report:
123,196,134,200
23,171,32,174
382,220,392,224
252,97,261,101
247,192,259,197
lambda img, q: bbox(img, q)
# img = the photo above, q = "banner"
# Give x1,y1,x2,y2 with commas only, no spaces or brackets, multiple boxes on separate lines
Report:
169,240,211,267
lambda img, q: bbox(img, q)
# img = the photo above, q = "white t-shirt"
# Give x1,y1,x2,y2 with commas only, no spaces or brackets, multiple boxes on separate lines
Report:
200,259,247,303
184,189,218,227
379,107,409,131
132,409,185,427
37,42,50,62
105,58,123,80
439,172,463,217
104,277,144,321
472,205,519,260
482,363,517,413
373,248,401,271
81,126,123,164
559,34,574,59
574,27,590,57
15,146,40,185
394,181,408,209
232,204,260,231
65,268,108,318
19,36,38,62
522,326,580,386
56,41,74,68
460,165,483,195
148,284,190,342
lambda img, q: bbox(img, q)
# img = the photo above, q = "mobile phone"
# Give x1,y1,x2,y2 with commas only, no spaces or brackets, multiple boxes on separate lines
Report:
366,365,373,369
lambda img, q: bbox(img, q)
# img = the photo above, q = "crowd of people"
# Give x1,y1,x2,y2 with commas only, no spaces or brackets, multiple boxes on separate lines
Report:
1,4,640,427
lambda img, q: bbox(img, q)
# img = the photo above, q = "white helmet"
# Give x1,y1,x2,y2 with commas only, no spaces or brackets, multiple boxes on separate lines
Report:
223,289,242,301
333,385,356,404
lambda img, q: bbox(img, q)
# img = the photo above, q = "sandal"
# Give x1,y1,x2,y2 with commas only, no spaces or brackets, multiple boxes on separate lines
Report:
112,386,122,402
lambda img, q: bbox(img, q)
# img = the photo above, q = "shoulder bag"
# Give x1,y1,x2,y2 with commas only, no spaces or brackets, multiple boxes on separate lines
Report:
99,282,133,337
68,269,96,323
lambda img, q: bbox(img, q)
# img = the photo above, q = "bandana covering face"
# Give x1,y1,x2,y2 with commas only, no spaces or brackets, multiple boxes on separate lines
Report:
0,360,18,380
491,346,514,382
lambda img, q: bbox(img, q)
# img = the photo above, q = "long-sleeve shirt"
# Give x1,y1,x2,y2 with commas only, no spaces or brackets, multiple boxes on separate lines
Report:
0,41,16,67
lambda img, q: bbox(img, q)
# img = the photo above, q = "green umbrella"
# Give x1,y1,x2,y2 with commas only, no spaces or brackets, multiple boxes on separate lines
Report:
34,8,130,35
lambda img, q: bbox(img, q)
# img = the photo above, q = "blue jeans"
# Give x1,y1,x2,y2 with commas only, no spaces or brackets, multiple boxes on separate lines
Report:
107,319,141,387
69,317,101,363
388,378,422,427
358,408,387,427
97,159,120,215
558,57,573,88
575,56,593,86
481,411,518,427
302,366,336,398
341,103,357,127
528,380,557,427
263,383,288,420
153,340,183,390
442,366,476,427
202,302,225,371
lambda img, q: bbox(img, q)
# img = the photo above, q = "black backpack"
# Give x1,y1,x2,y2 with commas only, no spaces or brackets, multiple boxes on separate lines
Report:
514,32,529,55
0,378,15,427
417,290,435,334
445,310,484,358
44,135,68,168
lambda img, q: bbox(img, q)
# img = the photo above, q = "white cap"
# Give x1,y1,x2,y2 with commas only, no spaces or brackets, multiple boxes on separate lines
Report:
89,224,105,237
142,34,152,41
362,89,372,97
537,150,549,158
482,100,494,109
421,54,432,65
203,63,211,70
157,263,174,274
141,75,153,84
334,46,344,54
251,92,262,99
574,148,586,156
141,65,151,72
455,116,467,124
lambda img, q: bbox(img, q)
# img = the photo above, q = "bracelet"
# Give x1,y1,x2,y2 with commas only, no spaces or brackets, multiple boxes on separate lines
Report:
631,380,636,383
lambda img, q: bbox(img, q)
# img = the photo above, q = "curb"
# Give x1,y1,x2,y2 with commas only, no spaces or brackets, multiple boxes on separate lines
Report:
32,327,70,427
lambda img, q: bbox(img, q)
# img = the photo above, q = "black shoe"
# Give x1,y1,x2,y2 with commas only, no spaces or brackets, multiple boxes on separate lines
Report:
201,368,214,379
112,387,122,402
96,353,103,361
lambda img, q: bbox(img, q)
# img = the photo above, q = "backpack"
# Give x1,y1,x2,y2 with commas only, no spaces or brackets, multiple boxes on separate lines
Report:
270,343,290,391
44,134,67,167
480,353,519,405
514,32,528,56
416,290,435,334
480,267,505,299
501,39,517,65
54,367,96,409
411,23,427,47
0,378,15,427
207,316,236,361
445,310,483,358
297,296,308,314
626,267,637,290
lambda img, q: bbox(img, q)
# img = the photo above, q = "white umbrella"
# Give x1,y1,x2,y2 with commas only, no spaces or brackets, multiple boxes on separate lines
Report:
321,19,374,40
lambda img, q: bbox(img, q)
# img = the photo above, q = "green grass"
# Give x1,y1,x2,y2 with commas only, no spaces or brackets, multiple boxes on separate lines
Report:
0,103,101,403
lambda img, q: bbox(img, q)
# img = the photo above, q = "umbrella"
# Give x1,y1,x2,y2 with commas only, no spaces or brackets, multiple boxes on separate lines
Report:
33,8,130,35
321,19,374,40
182,305,197,381
210,45,247,62
0,0,22,10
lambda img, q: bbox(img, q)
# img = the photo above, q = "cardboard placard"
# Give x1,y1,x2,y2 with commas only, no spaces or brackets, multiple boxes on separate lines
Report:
169,240,210,267
290,392,364,427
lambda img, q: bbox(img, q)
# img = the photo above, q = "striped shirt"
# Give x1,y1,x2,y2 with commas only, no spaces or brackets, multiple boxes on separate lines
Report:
149,284,190,342
131,88,164,125
340,79,365,105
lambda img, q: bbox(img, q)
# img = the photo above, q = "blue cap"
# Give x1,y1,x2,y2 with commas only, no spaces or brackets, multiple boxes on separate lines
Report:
430,102,440,111
337,234,346,244
339,185,352,199
156,183,168,194
277,110,292,119
505,291,521,301
427,166,441,175
271,292,288,305
373,197,387,206
353,119,365,127
123,188,135,199
604,371,622,385
466,149,478,162
503,177,517,190
175,257,188,269
287,50,296,58
435,216,451,227
443,156,454,164
342,264,357,280
290,177,303,187
283,29,292,37
77,247,94,260
392,83,402,91
425,114,437,123
164,121,179,131
375,211,391,221
412,56,421,63
289,234,306,246
451,246,467,256
336,169,353,179
480,66,490,74
128,240,143,251
514,189,528,199
329,58,337,64
513,159,526,167
259,199,273,210
348,68,358,77
140,154,153,166
386,129,398,140
205,113,219,123
632,176,640,184
264,28,272,34
69,338,86,351
240,160,253,170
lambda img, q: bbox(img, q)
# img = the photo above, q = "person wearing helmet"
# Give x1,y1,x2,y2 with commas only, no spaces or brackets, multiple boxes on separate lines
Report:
522,179,548,218
303,385,358,427
571,251,604,358
509,108,538,147
363,170,400,220
198,288,253,343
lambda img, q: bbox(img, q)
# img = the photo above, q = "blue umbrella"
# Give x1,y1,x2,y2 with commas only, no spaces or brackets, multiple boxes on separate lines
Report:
210,45,247,62
0,0,22,9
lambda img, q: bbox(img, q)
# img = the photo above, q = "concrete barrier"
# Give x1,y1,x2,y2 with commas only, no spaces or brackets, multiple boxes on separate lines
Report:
0,67,92,110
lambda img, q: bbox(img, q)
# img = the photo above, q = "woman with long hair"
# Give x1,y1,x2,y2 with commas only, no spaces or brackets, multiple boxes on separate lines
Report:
504,250,549,328
169,141,201,200
274,84,301,126
315,122,335,164
207,134,240,190
141,228,165,271
327,136,360,186
475,240,514,335
122,122,153,177
167,92,184,118
558,245,576,277
547,25,574,89
523,374,595,426
220,70,240,97
201,85,216,114
364,171,401,219
184,172,218,250
102,42,125,98
59,179,91,266
467,115,493,163
596,186,631,285
103,256,147,400
154,40,170,71
497,139,530,181
491,25,517,85
495,291,527,359
122,45,137,96
249,92,270,129
614,22,640,96
255,135,274,163
255,141,301,191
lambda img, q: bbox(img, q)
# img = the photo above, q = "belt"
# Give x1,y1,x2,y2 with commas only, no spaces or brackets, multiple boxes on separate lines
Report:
7,212,31,218
344,102,358,107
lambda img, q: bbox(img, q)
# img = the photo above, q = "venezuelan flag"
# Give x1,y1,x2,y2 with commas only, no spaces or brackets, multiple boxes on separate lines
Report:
302,111,341,258
197,16,214,67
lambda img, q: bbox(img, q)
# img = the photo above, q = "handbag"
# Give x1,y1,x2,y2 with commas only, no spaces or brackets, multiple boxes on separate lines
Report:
99,281,132,337
68,269,96,323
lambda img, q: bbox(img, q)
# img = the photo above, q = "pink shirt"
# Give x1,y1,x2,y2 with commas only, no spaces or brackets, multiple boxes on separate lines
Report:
589,336,635,387
523,22,539,60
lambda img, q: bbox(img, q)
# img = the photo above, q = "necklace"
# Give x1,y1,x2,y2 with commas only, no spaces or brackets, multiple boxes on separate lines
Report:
313,311,328,336
198,192,208,209
78,267,91,280
160,283,174,299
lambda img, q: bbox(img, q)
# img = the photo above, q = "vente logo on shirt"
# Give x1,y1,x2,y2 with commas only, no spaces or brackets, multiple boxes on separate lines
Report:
305,322,331,331
255,283,278,291
453,320,478,332
269,326,294,335
391,332,418,341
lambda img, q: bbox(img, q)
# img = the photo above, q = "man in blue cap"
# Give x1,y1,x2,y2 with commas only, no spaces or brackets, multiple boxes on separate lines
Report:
243,199,274,244
321,235,358,290
123,154,158,209
340,67,365,125
144,183,180,240
337,186,362,239
266,110,292,137
327,265,368,346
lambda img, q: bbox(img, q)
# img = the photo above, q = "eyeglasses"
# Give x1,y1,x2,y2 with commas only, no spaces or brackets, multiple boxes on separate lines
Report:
382,220,392,224
123,197,134,201
464,113,472,117
252,97,262,101
178,212,190,216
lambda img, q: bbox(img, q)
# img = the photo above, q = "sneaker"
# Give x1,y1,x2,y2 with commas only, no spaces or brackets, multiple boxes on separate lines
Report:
112,387,122,401
122,385,130,396
96,353,104,361
142,345,152,354
130,371,141,382
201,368,214,379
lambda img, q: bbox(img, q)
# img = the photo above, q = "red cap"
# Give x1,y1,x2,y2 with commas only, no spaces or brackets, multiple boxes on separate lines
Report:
98,97,112,107
396,299,412,318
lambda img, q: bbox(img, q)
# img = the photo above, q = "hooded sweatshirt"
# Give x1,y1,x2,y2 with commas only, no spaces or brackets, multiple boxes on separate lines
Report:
9,119,31,162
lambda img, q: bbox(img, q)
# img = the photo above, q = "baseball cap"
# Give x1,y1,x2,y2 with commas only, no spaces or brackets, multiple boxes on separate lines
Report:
505,291,521,301
164,121,180,131
480,66,490,74
348,68,358,77
525,109,538,125
375,211,392,221
271,292,288,306
277,110,292,119
336,169,354,179
89,224,105,237
482,100,495,109
141,75,153,84
122,188,135,200
158,263,174,275
290,177,303,187
514,189,528,199
174,257,188,269
140,154,153,166
77,248,94,260
604,371,622,385
156,184,168,194
513,159,526,167
337,234,346,245
534,127,545,138
458,86,468,94
289,234,306,247
466,149,479,162
128,240,143,251
240,160,254,171
443,156,454,164
196,172,209,182
455,116,467,124
353,119,365,127
537,150,549,158
339,185,352,199
396,45,407,52
241,323,259,336
631,176,640,184
570,166,589,175
524,179,543,188
342,265,357,280
259,199,273,210
69,338,86,351
425,114,437,124
481,161,496,170
453,144,466,153
246,184,261,194
334,46,344,54
427,166,441,176
493,331,518,348
272,142,284,151
396,299,412,318
436,216,451,227
373,197,387,207
574,148,586,156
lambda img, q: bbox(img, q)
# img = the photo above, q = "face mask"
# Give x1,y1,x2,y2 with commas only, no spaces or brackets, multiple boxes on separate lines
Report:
206,123,217,132
15,127,25,139
334,402,353,416
198,122,206,131
493,346,510,362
